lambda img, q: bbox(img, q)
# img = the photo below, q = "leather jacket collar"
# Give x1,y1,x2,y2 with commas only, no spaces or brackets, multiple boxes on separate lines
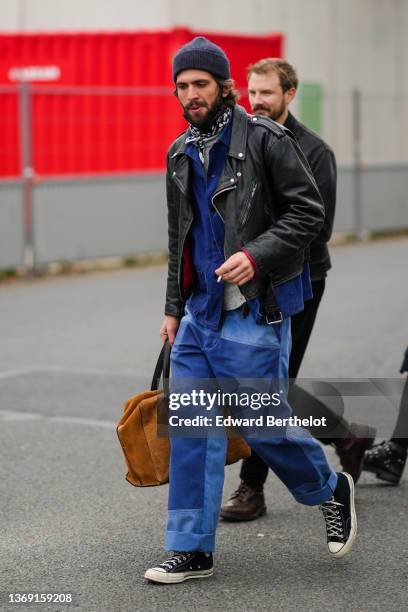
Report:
284,111,301,138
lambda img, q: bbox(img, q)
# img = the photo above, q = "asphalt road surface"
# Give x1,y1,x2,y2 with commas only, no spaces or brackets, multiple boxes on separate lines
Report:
1,237,407,612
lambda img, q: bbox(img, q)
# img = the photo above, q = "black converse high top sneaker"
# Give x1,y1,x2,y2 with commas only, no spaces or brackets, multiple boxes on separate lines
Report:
319,472,357,559
144,551,213,584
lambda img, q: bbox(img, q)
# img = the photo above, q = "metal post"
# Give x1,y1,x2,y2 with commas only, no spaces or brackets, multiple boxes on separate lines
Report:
18,81,35,270
352,88,363,240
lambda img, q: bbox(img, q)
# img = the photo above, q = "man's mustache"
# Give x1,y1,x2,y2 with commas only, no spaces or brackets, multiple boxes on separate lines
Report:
186,101,209,110
252,104,270,113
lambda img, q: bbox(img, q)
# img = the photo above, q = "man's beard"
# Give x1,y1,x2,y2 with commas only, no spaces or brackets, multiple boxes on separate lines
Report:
252,100,286,122
183,90,225,131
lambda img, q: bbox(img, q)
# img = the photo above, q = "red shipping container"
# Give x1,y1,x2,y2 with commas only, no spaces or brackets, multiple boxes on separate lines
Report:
0,28,283,178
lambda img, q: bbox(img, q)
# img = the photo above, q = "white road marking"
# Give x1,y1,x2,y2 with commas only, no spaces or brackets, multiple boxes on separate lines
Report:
0,409,116,429
0,365,150,380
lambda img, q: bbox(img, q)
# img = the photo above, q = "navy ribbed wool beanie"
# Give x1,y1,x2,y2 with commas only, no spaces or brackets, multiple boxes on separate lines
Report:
172,36,230,82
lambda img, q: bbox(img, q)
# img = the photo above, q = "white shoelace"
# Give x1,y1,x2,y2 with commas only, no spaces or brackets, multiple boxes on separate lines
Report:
319,498,345,538
161,553,190,570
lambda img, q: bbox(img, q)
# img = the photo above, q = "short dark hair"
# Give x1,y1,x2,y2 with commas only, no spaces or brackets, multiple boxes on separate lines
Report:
247,58,298,92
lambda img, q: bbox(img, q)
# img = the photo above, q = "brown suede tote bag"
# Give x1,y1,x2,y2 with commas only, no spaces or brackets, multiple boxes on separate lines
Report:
116,341,250,487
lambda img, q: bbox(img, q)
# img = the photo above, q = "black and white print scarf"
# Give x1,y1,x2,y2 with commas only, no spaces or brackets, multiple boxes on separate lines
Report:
185,106,232,163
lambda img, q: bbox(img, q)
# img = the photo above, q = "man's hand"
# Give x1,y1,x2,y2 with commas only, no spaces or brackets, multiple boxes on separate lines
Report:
160,315,180,345
215,252,255,286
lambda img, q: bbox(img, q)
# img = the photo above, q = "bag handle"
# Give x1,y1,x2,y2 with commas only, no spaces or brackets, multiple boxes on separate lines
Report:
150,340,171,392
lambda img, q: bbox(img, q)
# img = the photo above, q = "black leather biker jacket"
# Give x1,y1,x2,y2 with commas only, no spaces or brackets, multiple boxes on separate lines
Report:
164,104,325,318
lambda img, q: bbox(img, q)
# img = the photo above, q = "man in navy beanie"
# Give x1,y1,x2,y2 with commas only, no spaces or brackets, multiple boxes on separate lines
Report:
144,37,357,584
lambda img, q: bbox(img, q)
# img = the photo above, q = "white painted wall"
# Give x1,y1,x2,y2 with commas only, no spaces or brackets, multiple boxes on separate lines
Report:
0,0,172,30
1,0,407,163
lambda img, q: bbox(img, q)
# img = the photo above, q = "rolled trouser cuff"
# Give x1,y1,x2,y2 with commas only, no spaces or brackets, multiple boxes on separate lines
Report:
165,530,215,553
290,471,338,506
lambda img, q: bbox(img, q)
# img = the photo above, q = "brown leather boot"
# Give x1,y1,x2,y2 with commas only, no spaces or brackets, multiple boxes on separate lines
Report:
220,481,266,521
334,422,376,483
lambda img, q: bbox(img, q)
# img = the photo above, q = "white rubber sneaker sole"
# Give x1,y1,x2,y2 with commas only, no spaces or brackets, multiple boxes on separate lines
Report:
144,567,214,584
329,472,357,559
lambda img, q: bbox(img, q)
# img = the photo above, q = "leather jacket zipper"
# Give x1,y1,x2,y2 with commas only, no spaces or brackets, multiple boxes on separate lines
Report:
172,174,187,196
239,180,258,227
178,216,193,299
211,183,237,261
211,183,237,222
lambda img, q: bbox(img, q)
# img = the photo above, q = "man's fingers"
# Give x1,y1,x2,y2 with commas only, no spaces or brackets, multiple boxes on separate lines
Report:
230,272,251,285
220,270,238,282
221,263,254,285
215,265,234,278
237,275,252,286
160,329,176,345
215,255,241,276
215,253,254,283
160,315,179,345
223,265,251,281
221,263,243,277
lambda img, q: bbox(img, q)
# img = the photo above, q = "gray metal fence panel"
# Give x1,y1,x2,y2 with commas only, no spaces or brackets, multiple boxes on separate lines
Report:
8,165,408,268
361,165,408,231
32,174,167,265
333,168,355,233
0,181,24,269
334,166,408,234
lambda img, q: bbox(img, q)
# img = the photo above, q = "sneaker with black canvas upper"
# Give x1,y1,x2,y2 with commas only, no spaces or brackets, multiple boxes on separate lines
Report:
144,551,213,584
319,472,357,559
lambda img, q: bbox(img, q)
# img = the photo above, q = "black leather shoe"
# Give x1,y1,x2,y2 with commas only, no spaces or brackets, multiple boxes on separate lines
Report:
334,423,376,483
220,481,266,521
363,440,407,484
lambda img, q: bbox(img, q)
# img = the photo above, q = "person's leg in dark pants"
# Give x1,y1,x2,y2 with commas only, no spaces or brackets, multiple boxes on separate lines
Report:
289,280,358,439
364,375,408,484
287,280,368,441
287,280,376,480
390,376,408,449
289,279,326,379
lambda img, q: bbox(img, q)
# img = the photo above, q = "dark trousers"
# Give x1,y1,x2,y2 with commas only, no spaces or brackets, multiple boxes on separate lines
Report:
288,279,326,380
390,376,408,450
240,278,353,489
